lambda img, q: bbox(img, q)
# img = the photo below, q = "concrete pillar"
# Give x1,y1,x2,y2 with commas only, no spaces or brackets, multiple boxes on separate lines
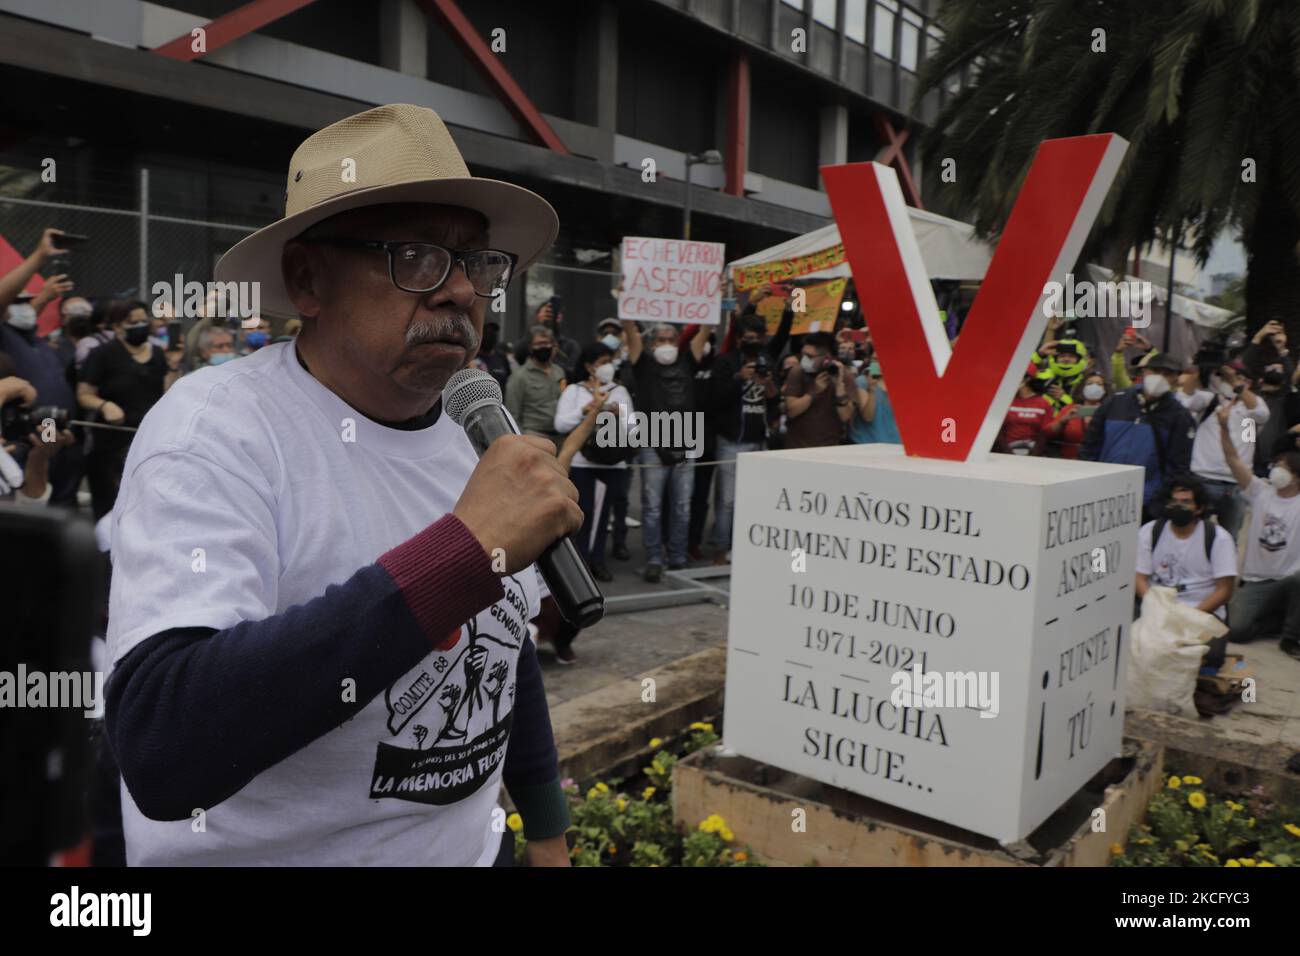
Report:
574,0,617,163
380,0,427,77
819,103,849,171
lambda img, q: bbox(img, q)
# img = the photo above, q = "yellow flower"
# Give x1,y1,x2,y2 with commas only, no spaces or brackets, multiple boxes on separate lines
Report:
1167,776,1182,789
690,722,714,732
642,786,657,800
595,782,610,794
1224,859,1240,867
616,797,627,812
1248,817,1256,828
699,813,729,836
649,737,663,749
1182,775,1203,785
608,845,617,856
1240,858,1257,867
506,813,523,833
1110,843,1124,856
1188,792,1207,810
733,851,748,862
721,826,735,842
1259,861,1276,867
1226,801,1244,812
1284,823,1300,838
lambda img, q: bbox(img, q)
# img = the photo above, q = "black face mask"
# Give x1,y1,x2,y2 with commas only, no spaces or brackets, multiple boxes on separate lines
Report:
1026,377,1047,394
1164,505,1196,527
740,339,762,355
124,323,150,346
531,346,553,364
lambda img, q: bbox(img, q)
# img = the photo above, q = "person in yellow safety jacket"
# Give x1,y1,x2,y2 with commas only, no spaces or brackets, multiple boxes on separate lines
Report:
1032,338,1089,391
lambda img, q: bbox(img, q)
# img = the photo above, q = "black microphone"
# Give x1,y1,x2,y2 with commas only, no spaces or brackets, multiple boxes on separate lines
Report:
443,367,605,629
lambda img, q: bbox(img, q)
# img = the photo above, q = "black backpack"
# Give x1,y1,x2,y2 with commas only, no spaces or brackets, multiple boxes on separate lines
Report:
1150,516,1217,563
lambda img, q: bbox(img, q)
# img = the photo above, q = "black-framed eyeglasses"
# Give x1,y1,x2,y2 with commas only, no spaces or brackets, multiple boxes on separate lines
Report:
301,238,517,297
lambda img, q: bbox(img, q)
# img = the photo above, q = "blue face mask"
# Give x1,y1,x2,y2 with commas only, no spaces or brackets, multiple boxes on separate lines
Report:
208,352,236,366
601,334,621,352
245,331,268,349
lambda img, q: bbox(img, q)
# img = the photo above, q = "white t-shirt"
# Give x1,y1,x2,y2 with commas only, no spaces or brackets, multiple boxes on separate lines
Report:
553,381,635,470
107,342,540,866
1190,398,1270,482
1136,519,1237,619
1241,477,1300,581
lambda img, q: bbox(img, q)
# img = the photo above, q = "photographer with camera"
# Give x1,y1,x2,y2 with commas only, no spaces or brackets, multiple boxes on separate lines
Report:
0,373,75,504
781,331,858,449
0,228,85,506
708,312,780,563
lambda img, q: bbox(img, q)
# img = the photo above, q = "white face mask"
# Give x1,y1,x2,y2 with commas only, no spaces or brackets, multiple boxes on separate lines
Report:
1142,374,1171,398
6,304,37,330
702,341,713,357
594,362,616,385
601,334,621,352
63,302,93,319
800,355,818,375
1082,383,1105,401
1269,466,1293,490
1216,380,1236,399
653,344,678,365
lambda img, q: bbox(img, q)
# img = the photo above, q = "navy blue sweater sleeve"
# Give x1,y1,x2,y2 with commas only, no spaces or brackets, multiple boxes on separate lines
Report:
106,514,504,822
502,637,570,840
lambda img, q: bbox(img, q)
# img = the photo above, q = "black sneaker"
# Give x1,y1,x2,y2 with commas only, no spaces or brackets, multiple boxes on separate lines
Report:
555,642,577,665
591,563,613,582
1281,638,1300,660
644,564,662,583
613,544,631,561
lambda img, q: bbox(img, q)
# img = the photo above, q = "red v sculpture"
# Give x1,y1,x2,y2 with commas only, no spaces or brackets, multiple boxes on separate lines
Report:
821,134,1127,461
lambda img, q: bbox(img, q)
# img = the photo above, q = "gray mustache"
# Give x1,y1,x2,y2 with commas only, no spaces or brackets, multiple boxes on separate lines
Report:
407,313,480,352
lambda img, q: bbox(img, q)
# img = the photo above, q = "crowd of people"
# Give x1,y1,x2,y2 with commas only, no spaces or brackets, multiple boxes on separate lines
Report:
1000,313,1300,667
6,225,1299,672
0,228,298,519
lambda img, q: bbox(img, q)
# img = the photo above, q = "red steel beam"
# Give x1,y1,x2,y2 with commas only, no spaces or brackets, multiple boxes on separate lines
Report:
872,112,924,209
414,0,569,155
724,53,749,197
154,0,320,61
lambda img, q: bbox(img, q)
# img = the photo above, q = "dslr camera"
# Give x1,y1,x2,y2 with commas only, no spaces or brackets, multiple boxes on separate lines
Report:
1,401,70,443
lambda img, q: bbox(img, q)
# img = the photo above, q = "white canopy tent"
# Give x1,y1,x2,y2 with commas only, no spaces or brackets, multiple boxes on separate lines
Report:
726,206,994,284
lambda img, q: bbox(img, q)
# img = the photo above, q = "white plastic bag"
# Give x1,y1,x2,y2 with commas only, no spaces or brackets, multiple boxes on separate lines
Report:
1127,586,1227,717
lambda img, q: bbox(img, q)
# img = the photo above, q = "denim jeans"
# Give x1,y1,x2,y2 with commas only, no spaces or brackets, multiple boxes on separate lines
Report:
1226,572,1300,643
1199,478,1244,537
714,436,764,553
637,448,694,567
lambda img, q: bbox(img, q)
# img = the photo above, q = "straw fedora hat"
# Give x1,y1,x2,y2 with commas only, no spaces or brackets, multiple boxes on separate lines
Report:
215,103,558,317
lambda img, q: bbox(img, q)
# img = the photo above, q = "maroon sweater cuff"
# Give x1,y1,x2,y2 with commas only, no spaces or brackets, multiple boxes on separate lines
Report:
377,514,504,650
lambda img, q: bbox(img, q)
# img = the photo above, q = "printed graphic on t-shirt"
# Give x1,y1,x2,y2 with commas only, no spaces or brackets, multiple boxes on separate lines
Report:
369,574,531,806
1260,512,1288,553
742,379,767,417
1151,555,1183,590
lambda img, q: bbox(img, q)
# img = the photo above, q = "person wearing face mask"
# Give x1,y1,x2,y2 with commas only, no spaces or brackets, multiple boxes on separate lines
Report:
554,342,635,593
241,317,273,355
1174,361,1216,417
1082,352,1196,517
55,295,94,368
504,324,567,442
77,299,179,518
196,327,238,368
1042,372,1108,458
1187,361,1267,536
1135,475,1237,624
1217,404,1300,659
622,319,709,581
1242,319,1294,385
1249,354,1299,478
1,275,86,507
594,318,632,559
781,332,858,449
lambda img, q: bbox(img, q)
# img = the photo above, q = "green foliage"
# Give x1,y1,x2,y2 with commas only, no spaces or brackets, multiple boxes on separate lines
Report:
916,0,1300,273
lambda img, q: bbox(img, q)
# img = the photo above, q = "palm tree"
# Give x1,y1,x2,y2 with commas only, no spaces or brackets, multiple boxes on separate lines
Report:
916,0,1300,339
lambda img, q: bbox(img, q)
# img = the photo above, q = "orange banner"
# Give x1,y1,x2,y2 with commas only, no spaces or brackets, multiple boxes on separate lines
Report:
732,243,846,292
754,278,848,336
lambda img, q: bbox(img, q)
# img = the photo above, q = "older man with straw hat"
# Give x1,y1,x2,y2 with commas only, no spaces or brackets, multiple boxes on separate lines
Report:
105,104,582,866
